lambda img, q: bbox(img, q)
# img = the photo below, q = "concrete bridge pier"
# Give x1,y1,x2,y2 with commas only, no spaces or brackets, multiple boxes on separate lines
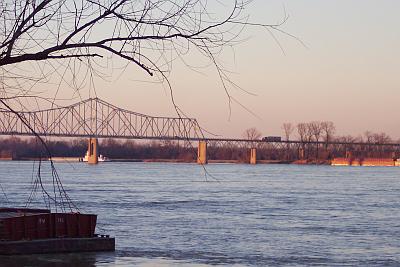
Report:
346,150,352,159
250,148,257,165
87,138,99,164
197,141,208,164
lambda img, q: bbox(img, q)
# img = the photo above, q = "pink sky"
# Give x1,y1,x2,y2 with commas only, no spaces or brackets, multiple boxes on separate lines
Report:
38,1,400,139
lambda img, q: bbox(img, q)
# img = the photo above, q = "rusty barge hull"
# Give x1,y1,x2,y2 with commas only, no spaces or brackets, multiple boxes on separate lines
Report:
0,237,115,255
0,208,115,255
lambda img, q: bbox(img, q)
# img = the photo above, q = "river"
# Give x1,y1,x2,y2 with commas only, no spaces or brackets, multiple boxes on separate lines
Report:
0,161,399,266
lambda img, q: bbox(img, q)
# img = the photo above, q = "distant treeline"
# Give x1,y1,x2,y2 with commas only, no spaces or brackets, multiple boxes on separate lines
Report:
0,137,197,161
241,121,399,161
0,135,397,162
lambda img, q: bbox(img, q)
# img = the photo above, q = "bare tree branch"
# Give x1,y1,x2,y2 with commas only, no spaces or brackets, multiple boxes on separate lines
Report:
0,0,283,99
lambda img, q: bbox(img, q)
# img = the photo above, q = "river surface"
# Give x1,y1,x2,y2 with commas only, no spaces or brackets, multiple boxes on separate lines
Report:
0,161,399,266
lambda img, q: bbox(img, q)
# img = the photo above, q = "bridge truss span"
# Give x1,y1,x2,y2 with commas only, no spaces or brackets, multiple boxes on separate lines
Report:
0,98,203,140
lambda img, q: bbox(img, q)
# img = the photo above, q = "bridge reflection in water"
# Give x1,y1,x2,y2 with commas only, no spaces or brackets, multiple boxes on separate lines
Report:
0,98,399,164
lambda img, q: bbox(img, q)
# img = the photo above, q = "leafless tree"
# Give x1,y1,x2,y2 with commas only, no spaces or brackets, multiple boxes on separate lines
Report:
297,123,307,143
363,131,374,156
364,131,374,143
334,135,356,157
334,135,356,143
243,127,262,141
309,121,322,142
309,121,322,159
373,132,392,144
282,122,294,160
0,0,286,112
296,122,307,159
363,131,393,157
372,132,392,157
0,0,287,208
242,127,262,158
282,122,294,141
321,121,335,147
304,122,315,158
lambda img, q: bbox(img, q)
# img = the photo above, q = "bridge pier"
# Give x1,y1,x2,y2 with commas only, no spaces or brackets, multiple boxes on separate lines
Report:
250,148,257,165
197,141,207,164
346,150,352,159
87,138,98,164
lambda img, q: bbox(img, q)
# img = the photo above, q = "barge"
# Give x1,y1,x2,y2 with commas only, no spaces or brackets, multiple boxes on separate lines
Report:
0,208,114,255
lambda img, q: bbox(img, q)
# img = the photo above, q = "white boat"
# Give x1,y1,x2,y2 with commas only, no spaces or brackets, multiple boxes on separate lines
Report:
81,152,110,162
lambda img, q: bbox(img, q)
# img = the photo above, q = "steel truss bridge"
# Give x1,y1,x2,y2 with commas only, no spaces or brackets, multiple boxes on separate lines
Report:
0,98,203,140
0,98,399,157
201,139,400,150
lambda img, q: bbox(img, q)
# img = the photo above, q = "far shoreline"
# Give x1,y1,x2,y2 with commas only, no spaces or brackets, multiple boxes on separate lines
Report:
2,157,399,167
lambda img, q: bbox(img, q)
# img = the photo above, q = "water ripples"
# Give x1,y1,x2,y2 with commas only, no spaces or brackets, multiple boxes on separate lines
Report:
1,162,400,266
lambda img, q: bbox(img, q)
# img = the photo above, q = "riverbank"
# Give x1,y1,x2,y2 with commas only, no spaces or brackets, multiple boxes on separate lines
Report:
2,157,399,166
0,157,288,164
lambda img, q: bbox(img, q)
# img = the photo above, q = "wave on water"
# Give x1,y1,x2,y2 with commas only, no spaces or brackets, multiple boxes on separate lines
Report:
116,248,400,266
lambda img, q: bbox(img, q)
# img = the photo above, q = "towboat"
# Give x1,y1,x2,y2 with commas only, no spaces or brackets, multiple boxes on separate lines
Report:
81,152,110,162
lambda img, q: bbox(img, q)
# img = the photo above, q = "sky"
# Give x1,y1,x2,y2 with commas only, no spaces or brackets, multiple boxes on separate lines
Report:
50,1,400,139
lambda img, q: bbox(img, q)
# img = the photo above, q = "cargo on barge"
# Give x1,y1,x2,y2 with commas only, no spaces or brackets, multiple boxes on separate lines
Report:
0,208,114,255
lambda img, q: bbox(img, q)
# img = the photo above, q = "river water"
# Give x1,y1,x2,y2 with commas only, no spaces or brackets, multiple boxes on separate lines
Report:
0,161,399,266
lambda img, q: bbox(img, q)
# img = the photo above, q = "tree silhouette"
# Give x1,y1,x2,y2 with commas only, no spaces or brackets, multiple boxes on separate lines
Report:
0,0,285,209
0,0,283,105
243,127,262,140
